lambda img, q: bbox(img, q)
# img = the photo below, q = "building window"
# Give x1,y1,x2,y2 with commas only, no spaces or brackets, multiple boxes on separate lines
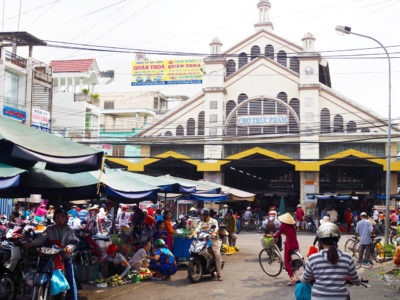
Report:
176,125,184,136
347,121,357,133
165,131,172,136
277,50,287,67
4,71,19,106
209,114,217,123
333,114,344,133
320,108,331,133
104,101,114,109
289,98,300,133
198,111,205,135
238,93,248,115
238,53,248,69
187,118,195,135
226,59,236,76
251,45,261,60
277,92,288,114
226,100,236,118
290,57,299,73
209,101,218,109
361,127,370,133
265,44,274,59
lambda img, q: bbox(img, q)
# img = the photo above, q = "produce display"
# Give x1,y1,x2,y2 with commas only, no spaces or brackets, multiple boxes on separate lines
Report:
221,244,239,255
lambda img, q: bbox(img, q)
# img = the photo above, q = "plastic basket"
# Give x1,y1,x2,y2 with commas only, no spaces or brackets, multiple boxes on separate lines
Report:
261,237,275,249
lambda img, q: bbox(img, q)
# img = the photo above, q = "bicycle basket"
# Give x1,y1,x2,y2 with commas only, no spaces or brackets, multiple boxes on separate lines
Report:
261,237,275,249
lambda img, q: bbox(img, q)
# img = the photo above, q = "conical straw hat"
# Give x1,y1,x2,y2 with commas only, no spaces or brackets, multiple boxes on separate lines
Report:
278,212,295,225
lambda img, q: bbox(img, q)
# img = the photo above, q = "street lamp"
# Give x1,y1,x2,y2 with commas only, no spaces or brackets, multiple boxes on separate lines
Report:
335,25,392,244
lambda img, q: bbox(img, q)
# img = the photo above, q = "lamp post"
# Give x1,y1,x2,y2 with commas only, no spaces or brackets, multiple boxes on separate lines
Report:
335,25,392,244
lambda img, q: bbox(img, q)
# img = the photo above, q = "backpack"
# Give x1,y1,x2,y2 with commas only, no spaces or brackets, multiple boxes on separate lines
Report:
265,219,276,233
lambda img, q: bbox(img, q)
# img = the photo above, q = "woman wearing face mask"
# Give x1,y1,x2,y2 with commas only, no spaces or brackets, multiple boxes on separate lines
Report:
263,210,282,250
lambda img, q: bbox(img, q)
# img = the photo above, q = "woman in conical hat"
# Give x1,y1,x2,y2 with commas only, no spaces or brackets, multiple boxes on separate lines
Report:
273,212,299,285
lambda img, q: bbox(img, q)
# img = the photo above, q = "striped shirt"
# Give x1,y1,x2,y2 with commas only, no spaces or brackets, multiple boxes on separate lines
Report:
302,249,360,299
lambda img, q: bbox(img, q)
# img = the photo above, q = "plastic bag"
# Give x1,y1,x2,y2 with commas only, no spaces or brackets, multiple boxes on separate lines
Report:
307,245,318,257
50,269,70,296
294,282,312,300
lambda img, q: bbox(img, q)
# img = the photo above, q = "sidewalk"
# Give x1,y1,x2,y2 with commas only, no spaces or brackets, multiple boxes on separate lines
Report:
357,259,400,293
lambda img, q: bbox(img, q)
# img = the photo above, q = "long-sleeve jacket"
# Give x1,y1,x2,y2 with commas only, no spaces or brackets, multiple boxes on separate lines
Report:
273,223,299,250
31,224,79,256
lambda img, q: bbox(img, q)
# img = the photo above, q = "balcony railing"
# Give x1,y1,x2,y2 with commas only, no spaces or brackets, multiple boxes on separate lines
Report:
5,51,27,69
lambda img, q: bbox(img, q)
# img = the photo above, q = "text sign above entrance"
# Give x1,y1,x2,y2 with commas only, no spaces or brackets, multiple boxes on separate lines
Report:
236,114,288,126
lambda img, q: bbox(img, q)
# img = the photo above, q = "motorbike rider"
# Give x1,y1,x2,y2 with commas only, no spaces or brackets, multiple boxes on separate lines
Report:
262,210,282,250
28,208,79,300
189,208,223,281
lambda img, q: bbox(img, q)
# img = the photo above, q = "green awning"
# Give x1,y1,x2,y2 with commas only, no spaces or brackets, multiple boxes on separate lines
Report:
0,116,104,173
0,162,26,178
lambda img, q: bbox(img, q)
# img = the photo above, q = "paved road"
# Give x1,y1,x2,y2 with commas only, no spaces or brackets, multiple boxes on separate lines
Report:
77,232,400,300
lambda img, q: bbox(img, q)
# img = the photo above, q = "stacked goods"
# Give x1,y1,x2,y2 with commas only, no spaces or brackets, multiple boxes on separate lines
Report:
105,274,124,287
221,244,238,254
384,244,396,258
139,267,153,280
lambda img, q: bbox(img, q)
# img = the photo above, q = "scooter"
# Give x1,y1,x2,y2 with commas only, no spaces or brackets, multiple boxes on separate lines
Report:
187,225,223,283
305,215,316,233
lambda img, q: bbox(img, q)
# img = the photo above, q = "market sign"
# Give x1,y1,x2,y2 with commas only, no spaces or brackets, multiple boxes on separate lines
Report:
237,114,288,126
31,107,50,132
2,105,26,122
131,58,203,86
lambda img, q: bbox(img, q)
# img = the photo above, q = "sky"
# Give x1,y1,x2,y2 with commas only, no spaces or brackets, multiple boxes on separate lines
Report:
2,0,400,120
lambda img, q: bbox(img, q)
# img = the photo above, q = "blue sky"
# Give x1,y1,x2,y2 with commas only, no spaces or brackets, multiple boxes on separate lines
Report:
2,0,400,120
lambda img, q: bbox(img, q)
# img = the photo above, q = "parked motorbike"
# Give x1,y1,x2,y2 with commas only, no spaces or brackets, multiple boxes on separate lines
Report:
187,225,223,283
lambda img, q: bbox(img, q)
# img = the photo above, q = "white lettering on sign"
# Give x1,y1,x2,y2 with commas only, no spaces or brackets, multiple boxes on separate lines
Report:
236,115,288,126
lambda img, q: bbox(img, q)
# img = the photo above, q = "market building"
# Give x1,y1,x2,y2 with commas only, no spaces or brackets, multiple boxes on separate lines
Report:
109,0,400,216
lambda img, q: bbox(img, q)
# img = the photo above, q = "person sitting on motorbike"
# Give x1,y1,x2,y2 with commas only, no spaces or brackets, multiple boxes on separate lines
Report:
189,208,222,281
101,244,131,278
149,239,177,280
243,207,252,223
223,209,237,247
302,222,360,299
272,212,299,286
28,209,79,300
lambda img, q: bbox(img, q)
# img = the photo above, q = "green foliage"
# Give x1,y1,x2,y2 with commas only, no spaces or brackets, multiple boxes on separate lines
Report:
81,88,89,95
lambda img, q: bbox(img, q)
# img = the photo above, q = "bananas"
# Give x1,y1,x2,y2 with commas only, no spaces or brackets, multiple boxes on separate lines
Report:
221,244,238,254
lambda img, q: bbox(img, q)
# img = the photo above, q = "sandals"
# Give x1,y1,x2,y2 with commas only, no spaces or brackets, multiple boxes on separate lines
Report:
217,274,223,281
287,277,296,286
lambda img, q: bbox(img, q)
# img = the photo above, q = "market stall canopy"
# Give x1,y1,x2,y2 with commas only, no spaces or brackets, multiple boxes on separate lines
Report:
121,171,180,193
198,180,255,202
101,170,159,203
189,193,228,202
0,162,26,189
0,116,104,173
0,168,100,200
159,175,216,193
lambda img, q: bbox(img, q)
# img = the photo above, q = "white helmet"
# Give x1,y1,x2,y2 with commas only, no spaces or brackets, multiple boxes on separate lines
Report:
317,222,340,241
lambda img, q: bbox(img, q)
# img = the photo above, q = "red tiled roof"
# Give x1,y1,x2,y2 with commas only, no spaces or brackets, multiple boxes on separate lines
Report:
50,59,96,73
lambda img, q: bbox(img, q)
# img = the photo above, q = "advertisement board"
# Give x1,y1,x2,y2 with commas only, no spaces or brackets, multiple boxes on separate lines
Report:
2,105,26,122
237,114,289,126
31,107,50,132
131,58,203,86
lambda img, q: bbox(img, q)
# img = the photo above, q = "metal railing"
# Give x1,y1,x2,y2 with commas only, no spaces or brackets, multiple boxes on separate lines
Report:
5,50,27,69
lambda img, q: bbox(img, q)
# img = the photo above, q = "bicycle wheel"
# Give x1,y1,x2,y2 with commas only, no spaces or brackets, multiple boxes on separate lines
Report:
259,248,283,277
344,238,355,253
0,272,16,300
290,251,305,279
352,241,359,260
372,242,385,263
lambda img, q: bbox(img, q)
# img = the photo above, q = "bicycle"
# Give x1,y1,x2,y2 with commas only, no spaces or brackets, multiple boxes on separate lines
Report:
344,235,359,254
258,237,304,279
352,236,385,265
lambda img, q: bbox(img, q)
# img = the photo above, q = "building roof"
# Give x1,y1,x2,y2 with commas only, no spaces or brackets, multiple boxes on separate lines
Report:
0,31,46,46
50,59,97,73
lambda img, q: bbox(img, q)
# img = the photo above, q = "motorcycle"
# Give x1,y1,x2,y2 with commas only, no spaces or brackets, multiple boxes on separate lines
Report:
31,245,67,300
187,225,224,283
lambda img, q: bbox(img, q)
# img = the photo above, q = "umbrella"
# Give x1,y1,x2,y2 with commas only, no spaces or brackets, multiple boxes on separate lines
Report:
0,116,104,173
0,162,27,189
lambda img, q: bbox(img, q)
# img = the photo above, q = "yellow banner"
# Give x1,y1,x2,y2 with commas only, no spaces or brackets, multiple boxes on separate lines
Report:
131,58,203,86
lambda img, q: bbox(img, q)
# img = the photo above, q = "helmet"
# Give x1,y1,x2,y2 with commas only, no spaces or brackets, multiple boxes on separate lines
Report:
53,209,67,221
317,222,340,240
106,244,118,255
154,239,165,248
201,209,209,216
121,204,128,210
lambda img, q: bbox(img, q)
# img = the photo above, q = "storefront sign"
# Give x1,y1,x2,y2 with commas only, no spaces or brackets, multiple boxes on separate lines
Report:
31,107,50,132
131,58,203,86
2,105,26,122
236,114,288,126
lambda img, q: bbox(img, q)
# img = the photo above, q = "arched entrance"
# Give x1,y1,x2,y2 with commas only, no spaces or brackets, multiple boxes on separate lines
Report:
144,157,202,179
